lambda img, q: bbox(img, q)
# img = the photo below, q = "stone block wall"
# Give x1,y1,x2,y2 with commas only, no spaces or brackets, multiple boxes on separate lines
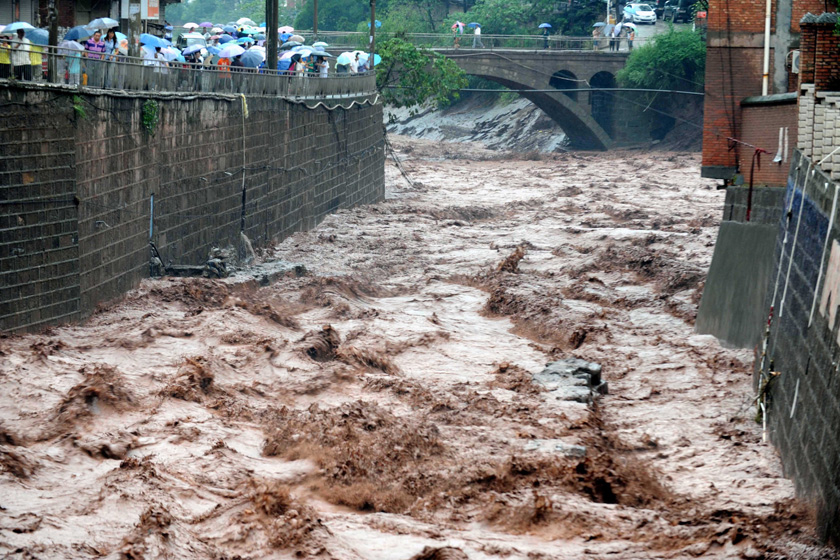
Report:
0,87,81,331
762,148,840,544
1,84,384,333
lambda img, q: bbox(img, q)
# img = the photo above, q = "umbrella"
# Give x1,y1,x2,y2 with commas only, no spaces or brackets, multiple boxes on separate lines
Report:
623,22,637,29
256,33,266,40
165,25,174,31
278,26,294,33
57,40,85,52
236,37,255,45
279,50,297,60
218,44,245,58
237,17,256,26
207,45,221,54
538,23,552,28
313,41,329,48
86,17,118,30
240,50,264,67
290,53,302,63
161,46,182,61
310,49,334,58
451,21,464,33
280,32,291,42
223,25,237,33
115,31,127,42
367,20,382,28
139,33,165,48
280,41,301,50
294,46,315,57
219,34,234,43
6,22,36,32
373,53,381,66
260,21,267,27
24,28,48,45
183,22,200,28
211,27,223,33
592,22,606,27
467,22,481,28
199,22,213,28
183,44,204,55
0,25,5,33
64,25,92,41
289,34,304,43
336,52,354,65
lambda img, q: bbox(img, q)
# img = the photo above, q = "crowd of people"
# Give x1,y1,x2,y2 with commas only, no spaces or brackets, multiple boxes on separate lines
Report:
592,21,637,51
0,29,44,80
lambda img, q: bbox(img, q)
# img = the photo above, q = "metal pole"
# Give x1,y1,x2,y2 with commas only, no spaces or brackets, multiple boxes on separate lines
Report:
267,0,278,71
47,0,57,83
761,0,771,95
128,0,142,57
313,0,319,40
369,0,376,58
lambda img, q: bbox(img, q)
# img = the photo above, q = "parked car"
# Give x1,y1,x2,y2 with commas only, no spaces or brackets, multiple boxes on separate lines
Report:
662,0,693,23
652,0,667,18
176,32,207,51
623,3,657,24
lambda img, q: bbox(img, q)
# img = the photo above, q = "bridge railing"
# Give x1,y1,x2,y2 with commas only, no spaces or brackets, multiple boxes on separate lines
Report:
3,44,377,99
301,31,650,52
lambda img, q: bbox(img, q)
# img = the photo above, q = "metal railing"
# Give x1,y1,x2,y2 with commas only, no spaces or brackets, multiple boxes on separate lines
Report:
300,31,650,52
0,44,377,99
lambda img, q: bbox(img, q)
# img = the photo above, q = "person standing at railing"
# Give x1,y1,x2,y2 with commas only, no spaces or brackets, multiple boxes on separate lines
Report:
10,29,32,81
0,36,11,79
318,56,329,77
29,42,43,81
628,29,635,51
84,30,106,86
542,27,549,49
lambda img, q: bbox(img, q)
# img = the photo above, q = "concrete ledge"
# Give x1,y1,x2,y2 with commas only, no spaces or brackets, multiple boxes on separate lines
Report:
696,220,779,347
741,92,798,107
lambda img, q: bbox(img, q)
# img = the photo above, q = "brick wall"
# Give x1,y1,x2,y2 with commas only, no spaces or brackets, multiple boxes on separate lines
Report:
1,84,385,333
0,87,80,332
762,149,840,545
739,97,798,186
791,0,830,32
702,46,768,177
708,0,775,33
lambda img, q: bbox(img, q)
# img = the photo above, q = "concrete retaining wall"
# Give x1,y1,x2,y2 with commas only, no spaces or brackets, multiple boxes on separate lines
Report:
1,84,384,333
762,148,840,544
695,185,787,347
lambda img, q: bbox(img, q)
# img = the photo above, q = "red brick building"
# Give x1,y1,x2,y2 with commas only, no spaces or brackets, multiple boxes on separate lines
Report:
701,0,831,185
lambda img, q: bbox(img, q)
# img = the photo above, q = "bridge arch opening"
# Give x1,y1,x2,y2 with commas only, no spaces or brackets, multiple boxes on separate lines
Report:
549,70,579,101
589,71,615,136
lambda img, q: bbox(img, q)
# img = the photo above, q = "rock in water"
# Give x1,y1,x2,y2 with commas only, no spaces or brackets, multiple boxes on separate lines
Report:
533,358,607,403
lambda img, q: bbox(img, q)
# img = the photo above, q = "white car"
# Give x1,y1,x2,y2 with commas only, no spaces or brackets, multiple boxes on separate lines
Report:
623,3,657,24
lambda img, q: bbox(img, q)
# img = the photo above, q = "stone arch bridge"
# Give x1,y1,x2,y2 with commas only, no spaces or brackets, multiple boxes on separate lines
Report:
433,49,632,150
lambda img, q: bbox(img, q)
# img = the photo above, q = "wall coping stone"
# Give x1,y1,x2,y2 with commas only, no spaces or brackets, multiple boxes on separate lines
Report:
741,92,798,106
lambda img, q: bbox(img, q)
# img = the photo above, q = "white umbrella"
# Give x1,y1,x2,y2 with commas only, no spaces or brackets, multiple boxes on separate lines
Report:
211,27,224,33
161,46,181,61
278,26,294,33
218,44,245,59
183,22,200,28
313,41,328,49
57,40,85,52
623,22,637,29
237,17,256,26
86,17,118,29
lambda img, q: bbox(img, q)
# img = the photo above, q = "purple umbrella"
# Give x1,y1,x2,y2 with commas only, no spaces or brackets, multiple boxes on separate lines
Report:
199,22,213,28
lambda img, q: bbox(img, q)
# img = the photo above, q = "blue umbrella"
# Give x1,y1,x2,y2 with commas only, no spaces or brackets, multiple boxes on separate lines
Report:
592,22,606,27
115,31,127,42
218,34,234,43
139,33,164,48
538,23,552,28
367,20,382,28
260,21,267,27
236,37,254,45
223,25,237,33
165,25,174,30
256,33,266,40
467,22,481,28
183,44,204,56
25,28,49,45
241,50,263,67
64,26,93,41
207,45,221,54
5,22,35,32
280,32,291,42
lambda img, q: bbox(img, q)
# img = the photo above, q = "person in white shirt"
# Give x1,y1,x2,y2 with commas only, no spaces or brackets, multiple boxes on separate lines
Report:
10,29,31,80
349,53,359,74
473,25,484,48
318,57,329,78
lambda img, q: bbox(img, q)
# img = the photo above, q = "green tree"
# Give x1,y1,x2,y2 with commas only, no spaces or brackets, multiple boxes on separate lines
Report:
616,27,705,92
294,0,370,30
376,37,468,112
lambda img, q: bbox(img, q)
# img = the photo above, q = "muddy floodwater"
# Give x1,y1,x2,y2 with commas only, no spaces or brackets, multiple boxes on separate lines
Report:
1,137,836,559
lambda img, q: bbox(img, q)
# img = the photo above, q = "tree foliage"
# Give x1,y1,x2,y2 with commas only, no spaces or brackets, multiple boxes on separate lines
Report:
376,37,468,111
616,27,705,92
294,0,370,31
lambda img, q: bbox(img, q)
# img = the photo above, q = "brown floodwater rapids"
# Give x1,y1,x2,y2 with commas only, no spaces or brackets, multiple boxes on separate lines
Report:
1,136,837,559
